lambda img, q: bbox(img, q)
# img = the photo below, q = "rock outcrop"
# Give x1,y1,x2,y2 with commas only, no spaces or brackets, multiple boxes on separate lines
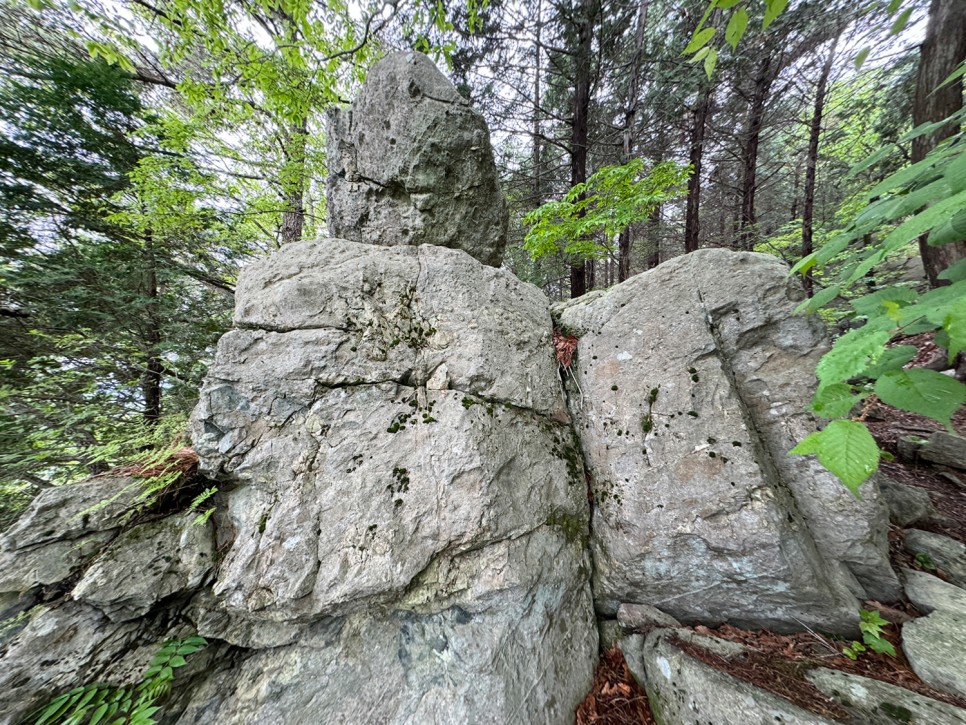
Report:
327,52,508,267
0,51,933,725
182,238,598,720
557,249,898,632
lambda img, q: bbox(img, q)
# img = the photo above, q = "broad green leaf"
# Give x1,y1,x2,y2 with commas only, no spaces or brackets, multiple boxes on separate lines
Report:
848,144,897,179
937,62,966,91
725,9,748,50
850,286,917,318
704,47,718,78
862,345,917,379
898,118,958,144
762,0,788,29
817,420,880,496
875,368,966,428
866,637,897,656
816,328,891,388
789,430,822,456
943,149,966,194
886,0,902,14
89,703,110,725
939,258,966,282
888,7,913,35
854,47,870,70
718,0,743,7
881,189,966,254
944,298,966,359
811,383,864,418
927,209,966,246
684,27,716,55
803,283,841,312
792,253,817,278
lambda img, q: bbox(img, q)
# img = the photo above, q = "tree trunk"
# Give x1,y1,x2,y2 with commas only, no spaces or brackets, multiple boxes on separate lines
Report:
532,0,543,204
618,0,649,282
684,86,712,254
736,57,773,250
801,34,839,297
913,0,966,287
142,232,162,425
569,0,595,297
280,115,307,245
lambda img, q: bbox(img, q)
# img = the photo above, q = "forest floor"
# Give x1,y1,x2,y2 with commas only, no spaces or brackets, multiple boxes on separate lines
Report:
575,332,966,724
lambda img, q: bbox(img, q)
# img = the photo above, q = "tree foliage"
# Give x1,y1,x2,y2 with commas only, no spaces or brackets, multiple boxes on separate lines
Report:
524,159,690,262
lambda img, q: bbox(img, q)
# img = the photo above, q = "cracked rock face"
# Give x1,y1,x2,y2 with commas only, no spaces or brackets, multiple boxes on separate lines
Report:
326,51,508,267
187,238,596,722
557,249,898,633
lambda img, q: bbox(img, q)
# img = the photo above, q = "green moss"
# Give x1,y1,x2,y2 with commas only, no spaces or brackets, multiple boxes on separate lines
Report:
546,511,587,546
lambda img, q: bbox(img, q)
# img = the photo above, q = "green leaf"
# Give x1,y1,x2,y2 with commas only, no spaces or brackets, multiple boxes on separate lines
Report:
862,345,917,379
811,383,864,419
888,7,913,35
854,47,870,70
886,0,902,14
850,286,917,318
684,27,716,55
704,47,718,79
89,703,110,725
725,9,748,50
762,0,789,29
944,297,966,359
875,369,966,428
866,636,897,656
937,62,966,91
804,283,841,312
927,208,966,246
816,420,880,496
816,328,891,388
848,144,898,179
790,431,822,456
882,189,966,254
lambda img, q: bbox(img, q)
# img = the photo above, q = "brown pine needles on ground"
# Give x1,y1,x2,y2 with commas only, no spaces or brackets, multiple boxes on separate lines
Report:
575,646,655,725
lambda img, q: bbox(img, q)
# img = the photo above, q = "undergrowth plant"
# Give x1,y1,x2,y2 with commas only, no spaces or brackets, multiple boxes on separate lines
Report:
842,609,897,660
77,414,216,527
789,95,966,496
29,635,207,725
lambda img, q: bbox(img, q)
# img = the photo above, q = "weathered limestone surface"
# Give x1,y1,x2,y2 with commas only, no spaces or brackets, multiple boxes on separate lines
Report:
185,236,597,721
807,667,966,725
905,529,966,587
903,567,966,614
878,475,935,527
557,249,898,631
622,630,838,725
0,476,136,594
903,609,966,699
327,52,508,266
72,512,215,622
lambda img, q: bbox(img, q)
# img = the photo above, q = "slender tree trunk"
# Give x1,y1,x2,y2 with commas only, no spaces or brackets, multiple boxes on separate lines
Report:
280,115,307,244
802,35,839,297
532,0,543,204
569,0,595,297
618,0,649,281
684,86,712,254
913,0,966,287
736,57,773,250
142,232,162,425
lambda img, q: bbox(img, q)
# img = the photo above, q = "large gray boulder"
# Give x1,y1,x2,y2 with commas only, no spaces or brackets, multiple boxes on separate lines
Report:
327,52,508,267
72,512,215,622
188,238,596,721
0,476,137,595
557,249,898,632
